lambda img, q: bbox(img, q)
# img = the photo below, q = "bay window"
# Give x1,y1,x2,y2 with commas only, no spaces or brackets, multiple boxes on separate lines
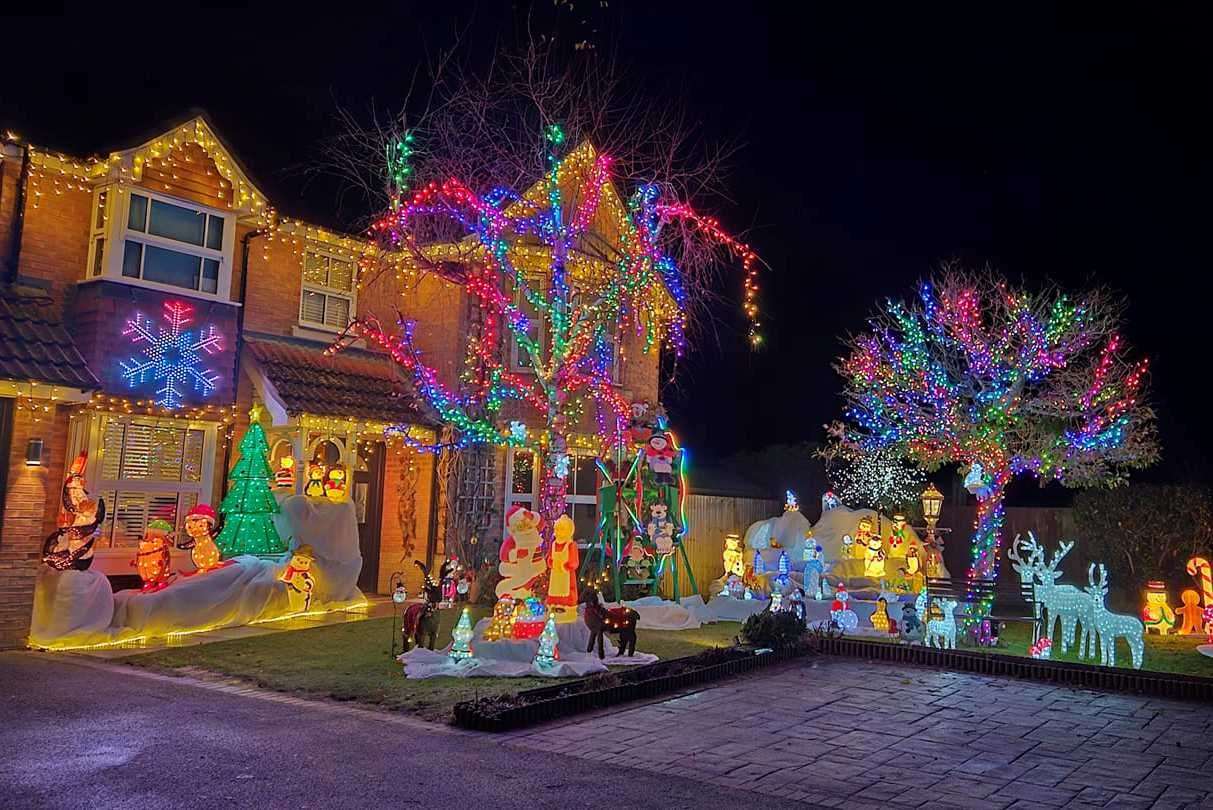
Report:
89,415,215,550
84,187,233,299
122,192,225,294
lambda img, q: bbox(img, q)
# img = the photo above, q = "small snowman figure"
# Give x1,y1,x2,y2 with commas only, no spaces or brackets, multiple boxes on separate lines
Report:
830,583,859,632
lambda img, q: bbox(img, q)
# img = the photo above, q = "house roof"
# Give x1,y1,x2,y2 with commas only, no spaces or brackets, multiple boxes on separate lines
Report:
0,291,99,389
244,334,435,425
22,112,275,225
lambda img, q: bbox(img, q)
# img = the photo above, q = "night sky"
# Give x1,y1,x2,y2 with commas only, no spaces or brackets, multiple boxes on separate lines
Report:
4,4,1210,484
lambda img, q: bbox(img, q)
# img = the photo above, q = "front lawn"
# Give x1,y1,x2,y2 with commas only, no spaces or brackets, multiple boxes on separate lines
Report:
122,606,742,722
986,621,1213,677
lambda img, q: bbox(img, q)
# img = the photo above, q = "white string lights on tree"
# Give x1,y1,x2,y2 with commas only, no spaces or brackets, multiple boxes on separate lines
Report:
832,446,925,512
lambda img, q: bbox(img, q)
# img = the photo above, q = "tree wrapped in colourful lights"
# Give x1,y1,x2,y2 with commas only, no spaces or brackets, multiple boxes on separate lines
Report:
325,38,760,543
834,269,1157,582
340,131,758,537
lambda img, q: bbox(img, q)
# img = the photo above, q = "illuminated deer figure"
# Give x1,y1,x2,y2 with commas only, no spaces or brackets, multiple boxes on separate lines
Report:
1007,533,1044,640
1019,535,1095,658
1085,564,1144,669
926,598,959,649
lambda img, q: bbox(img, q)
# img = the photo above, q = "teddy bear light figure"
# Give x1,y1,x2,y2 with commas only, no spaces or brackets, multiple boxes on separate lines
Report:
723,533,745,578
647,502,675,556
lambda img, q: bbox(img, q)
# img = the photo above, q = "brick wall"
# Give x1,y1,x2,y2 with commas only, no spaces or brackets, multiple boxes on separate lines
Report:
0,405,70,649
240,226,306,334
68,280,240,406
13,175,91,316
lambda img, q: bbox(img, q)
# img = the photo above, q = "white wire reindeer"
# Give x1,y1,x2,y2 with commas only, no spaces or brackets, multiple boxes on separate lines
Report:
1010,534,1096,658
1007,533,1044,642
926,598,959,649
1085,564,1144,669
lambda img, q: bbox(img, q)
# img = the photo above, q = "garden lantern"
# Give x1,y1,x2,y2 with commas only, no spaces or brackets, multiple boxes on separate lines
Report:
921,483,944,536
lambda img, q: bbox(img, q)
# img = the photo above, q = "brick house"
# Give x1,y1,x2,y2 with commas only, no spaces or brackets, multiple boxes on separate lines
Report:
0,115,666,649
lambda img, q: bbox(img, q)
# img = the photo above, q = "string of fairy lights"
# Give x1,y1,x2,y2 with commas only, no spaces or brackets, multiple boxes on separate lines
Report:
8,119,763,522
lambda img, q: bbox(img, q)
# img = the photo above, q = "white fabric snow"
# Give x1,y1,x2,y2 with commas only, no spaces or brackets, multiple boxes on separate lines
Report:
31,495,365,648
608,596,705,631
744,509,814,559
704,595,769,623
398,615,658,679
28,568,115,648
274,496,363,605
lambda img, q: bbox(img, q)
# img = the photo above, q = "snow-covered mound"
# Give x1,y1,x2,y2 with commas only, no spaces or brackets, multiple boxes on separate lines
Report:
30,496,364,649
744,508,814,559
399,613,658,678
29,568,114,648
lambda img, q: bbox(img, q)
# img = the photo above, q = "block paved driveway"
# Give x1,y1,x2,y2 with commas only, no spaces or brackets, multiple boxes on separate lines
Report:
504,656,1213,809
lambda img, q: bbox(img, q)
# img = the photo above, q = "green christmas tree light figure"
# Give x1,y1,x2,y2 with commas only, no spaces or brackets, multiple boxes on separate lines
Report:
533,613,559,670
449,607,474,662
216,405,286,558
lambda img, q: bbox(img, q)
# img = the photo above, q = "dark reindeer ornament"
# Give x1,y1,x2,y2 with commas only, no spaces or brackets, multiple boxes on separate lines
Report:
401,559,456,652
580,585,640,659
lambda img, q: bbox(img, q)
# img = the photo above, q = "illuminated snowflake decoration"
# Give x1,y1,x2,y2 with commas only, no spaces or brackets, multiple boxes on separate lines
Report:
120,300,224,408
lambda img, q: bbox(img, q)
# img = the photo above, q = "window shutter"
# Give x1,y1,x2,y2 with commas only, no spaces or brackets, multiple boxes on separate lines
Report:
301,290,326,324
324,295,350,328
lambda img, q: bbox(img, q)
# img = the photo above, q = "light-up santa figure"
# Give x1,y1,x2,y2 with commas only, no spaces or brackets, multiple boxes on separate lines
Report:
496,505,548,599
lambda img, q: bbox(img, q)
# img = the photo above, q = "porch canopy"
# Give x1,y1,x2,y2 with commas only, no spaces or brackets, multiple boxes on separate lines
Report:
242,333,436,428
1,291,99,397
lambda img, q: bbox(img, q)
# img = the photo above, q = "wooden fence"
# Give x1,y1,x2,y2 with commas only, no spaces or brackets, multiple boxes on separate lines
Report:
937,506,1077,578
662,494,781,597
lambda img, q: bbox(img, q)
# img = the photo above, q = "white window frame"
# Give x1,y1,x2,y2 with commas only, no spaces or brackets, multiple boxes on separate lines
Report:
298,248,358,333
83,186,236,302
86,188,109,280
503,447,597,530
78,412,218,571
509,280,546,373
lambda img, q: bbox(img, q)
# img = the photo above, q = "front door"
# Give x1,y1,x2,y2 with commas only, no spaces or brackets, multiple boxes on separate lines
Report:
354,442,385,593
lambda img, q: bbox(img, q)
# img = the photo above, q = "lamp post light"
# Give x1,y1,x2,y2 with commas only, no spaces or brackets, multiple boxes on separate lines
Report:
921,483,944,543
389,571,408,658
915,483,950,579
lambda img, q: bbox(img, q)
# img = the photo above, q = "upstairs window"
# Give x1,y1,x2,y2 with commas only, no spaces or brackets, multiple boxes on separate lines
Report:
510,281,546,372
121,192,228,295
300,251,356,330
